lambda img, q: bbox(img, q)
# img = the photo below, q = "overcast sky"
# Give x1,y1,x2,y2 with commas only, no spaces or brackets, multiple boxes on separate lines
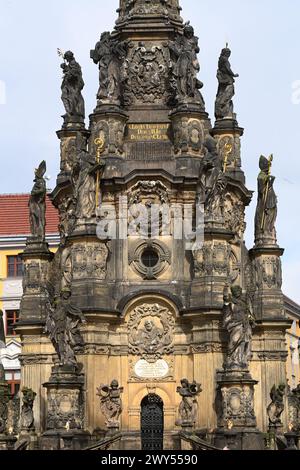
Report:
0,0,300,303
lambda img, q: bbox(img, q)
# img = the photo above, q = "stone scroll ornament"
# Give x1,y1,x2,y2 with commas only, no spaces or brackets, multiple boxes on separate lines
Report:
254,155,278,243
97,380,123,428
128,304,175,362
45,288,86,367
29,161,47,241
59,50,85,127
267,384,286,427
21,388,36,432
176,379,202,427
223,285,256,370
215,46,239,120
91,32,129,107
169,22,205,109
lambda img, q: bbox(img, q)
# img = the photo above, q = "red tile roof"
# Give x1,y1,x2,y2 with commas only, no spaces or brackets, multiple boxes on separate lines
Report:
0,194,59,236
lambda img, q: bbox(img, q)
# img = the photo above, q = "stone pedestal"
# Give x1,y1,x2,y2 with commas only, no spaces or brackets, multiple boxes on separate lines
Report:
56,127,90,183
214,369,264,450
41,364,90,450
0,435,17,450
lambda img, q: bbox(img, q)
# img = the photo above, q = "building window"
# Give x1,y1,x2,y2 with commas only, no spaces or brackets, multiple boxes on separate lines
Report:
7,255,23,278
5,370,21,396
5,310,20,336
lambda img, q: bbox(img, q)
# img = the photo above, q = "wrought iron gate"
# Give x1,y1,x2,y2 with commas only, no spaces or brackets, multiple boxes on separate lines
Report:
141,394,164,451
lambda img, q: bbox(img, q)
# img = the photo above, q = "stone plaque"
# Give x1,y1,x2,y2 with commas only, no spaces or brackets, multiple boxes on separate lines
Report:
127,123,169,142
134,359,169,379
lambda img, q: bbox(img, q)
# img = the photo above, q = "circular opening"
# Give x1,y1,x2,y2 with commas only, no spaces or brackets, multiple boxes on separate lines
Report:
141,249,159,268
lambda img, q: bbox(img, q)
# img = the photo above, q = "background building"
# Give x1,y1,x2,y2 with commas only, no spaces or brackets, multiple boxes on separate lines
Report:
0,194,59,395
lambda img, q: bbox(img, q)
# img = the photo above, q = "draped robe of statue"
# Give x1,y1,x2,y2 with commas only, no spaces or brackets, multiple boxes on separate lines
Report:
61,51,85,122
75,151,97,220
254,156,277,242
28,161,47,240
215,47,238,120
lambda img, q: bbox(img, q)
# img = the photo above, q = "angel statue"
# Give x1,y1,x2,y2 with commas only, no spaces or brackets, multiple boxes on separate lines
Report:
176,379,202,426
29,161,47,241
267,384,286,427
97,380,124,428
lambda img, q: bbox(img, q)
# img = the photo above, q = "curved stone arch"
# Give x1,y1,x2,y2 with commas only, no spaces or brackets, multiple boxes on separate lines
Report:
131,385,173,409
121,293,180,320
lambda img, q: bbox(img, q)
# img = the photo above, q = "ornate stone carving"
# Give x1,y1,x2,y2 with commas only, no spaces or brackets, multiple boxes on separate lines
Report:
172,116,204,154
176,379,202,427
129,240,171,280
97,380,123,428
128,180,169,205
128,303,175,361
123,42,170,105
288,385,300,432
191,343,224,354
224,193,246,242
60,136,77,172
215,47,239,120
220,384,256,427
91,32,129,107
90,116,126,157
60,51,85,128
45,288,86,367
267,384,285,428
0,383,10,434
169,23,205,109
21,388,36,432
193,241,231,278
46,388,84,431
29,161,47,241
58,196,76,242
223,285,256,370
72,243,109,280
119,0,179,18
255,155,278,246
254,256,282,290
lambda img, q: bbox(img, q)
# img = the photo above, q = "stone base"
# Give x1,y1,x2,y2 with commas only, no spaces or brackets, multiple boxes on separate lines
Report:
212,117,243,133
40,430,91,450
214,428,265,450
23,238,53,257
0,435,17,450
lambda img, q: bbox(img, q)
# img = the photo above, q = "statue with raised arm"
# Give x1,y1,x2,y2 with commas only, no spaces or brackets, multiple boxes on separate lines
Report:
97,380,124,428
45,288,86,367
91,32,129,106
60,51,85,126
255,155,277,243
223,285,256,370
215,46,239,120
29,161,47,241
169,22,205,109
176,379,202,426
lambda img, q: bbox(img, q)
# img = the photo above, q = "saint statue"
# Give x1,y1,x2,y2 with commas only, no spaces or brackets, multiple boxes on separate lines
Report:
267,384,285,427
61,51,85,126
223,285,256,370
21,388,36,432
176,379,202,426
169,22,205,108
45,288,86,367
215,46,239,120
29,161,47,241
97,380,124,427
254,155,277,243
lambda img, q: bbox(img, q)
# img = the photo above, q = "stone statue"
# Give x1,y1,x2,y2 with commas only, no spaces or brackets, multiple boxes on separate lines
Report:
0,310,5,349
73,143,105,221
215,46,239,120
0,383,10,434
29,161,47,241
21,388,36,432
97,380,124,428
223,285,256,370
255,155,277,242
289,385,300,432
91,32,129,106
169,22,205,108
176,379,202,426
45,288,86,367
267,384,285,427
61,51,85,126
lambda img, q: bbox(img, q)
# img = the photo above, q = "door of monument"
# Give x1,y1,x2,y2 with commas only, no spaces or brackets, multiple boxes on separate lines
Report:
141,394,164,451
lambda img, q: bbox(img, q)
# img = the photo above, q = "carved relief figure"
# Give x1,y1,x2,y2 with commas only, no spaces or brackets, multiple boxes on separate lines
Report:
255,155,277,242
29,161,47,241
169,22,205,108
176,379,202,426
21,388,36,432
60,51,85,125
97,380,123,427
223,286,256,370
91,32,129,105
45,288,86,367
215,47,239,120
267,384,285,426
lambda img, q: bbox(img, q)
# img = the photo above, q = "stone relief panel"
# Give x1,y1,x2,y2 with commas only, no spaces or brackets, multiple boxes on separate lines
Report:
118,0,181,21
223,192,246,242
219,385,256,428
216,135,241,171
254,256,282,290
72,242,109,281
60,136,77,172
123,43,171,105
127,303,175,362
172,116,204,155
46,389,84,431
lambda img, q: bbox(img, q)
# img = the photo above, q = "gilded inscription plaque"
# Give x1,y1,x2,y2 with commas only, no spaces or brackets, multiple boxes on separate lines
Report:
128,123,169,142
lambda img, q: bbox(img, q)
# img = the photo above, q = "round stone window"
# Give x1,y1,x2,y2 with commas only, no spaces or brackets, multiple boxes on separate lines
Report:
141,249,159,268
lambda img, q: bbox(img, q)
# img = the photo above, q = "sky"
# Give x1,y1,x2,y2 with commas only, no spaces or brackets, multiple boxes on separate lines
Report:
0,0,300,303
